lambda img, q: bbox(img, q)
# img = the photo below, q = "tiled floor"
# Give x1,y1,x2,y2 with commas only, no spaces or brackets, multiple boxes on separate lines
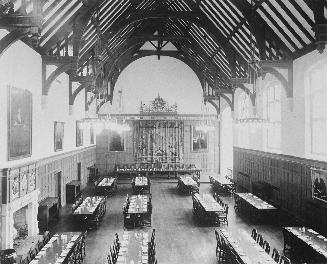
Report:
50,179,284,264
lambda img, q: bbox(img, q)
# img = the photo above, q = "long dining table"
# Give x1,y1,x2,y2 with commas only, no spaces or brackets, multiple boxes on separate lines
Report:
209,175,235,195
116,230,150,264
72,196,105,216
29,232,84,264
194,193,225,212
283,226,327,263
95,177,117,195
192,193,225,225
128,194,150,215
133,176,150,194
218,228,276,264
178,175,199,193
234,193,277,223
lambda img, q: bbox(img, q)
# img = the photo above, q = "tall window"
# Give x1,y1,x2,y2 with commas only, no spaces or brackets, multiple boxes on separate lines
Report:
236,92,251,148
309,65,327,155
263,83,281,150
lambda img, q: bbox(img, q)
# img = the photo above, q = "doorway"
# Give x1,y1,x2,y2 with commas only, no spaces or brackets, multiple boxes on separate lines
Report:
55,171,62,207
77,162,81,181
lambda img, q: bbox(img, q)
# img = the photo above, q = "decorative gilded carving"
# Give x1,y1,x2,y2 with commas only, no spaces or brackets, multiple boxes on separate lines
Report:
140,95,177,114
19,167,28,196
28,166,36,192
10,169,20,201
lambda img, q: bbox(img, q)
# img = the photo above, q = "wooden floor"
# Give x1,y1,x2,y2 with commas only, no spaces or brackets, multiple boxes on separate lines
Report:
51,179,284,264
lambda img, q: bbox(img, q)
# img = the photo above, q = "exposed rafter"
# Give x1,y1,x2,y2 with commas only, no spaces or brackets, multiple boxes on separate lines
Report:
1,0,324,104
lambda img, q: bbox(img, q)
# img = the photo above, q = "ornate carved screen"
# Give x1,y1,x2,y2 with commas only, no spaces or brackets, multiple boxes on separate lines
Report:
134,120,184,163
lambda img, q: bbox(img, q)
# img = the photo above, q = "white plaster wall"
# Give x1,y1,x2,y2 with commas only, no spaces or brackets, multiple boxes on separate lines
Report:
233,49,327,162
220,107,233,177
0,29,96,169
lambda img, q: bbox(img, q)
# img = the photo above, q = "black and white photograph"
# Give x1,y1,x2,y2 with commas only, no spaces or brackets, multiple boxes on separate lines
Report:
1,1,327,264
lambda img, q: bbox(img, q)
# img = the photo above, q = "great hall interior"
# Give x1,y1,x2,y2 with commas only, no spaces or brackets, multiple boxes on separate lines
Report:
1,0,327,264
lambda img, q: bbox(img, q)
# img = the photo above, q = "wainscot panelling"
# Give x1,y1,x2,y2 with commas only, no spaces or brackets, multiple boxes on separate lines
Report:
234,147,327,235
1,146,96,207
37,146,96,205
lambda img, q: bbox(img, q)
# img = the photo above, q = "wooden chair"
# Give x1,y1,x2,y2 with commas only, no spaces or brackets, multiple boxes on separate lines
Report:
272,248,280,263
107,254,113,264
279,255,291,264
263,240,271,254
19,257,29,264
43,231,51,245
215,229,221,256
251,228,258,240
282,228,293,257
81,231,87,256
35,240,43,253
124,213,135,229
217,236,229,263
217,205,229,225
256,234,264,247
28,247,36,260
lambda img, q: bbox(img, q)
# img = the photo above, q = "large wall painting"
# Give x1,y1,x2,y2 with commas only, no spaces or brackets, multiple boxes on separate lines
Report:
311,167,327,203
76,121,83,147
54,121,64,151
8,86,32,160
191,126,208,152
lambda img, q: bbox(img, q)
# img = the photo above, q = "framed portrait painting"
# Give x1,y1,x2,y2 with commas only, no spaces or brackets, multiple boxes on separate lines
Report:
54,121,64,151
109,131,125,151
90,124,95,144
191,126,208,152
8,86,32,160
76,120,83,147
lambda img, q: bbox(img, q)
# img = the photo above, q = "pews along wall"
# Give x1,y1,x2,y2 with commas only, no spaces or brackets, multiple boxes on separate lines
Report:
234,147,327,235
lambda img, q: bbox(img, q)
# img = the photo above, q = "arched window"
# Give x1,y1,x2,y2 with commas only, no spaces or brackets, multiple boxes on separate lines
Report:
263,82,281,150
308,64,327,155
236,91,251,148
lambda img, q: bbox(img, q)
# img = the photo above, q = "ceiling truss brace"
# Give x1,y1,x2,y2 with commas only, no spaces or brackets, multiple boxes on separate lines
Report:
0,29,29,58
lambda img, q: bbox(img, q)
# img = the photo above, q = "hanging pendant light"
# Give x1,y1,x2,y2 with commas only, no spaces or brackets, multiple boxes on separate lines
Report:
235,0,268,129
196,100,215,133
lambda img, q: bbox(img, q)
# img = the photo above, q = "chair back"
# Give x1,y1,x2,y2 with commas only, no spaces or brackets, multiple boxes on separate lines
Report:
251,228,257,240
256,234,264,246
263,240,270,254
279,255,291,264
272,248,280,262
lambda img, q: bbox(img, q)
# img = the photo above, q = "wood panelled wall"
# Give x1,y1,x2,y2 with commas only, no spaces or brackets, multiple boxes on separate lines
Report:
37,146,96,205
234,147,327,235
183,121,220,181
0,146,96,206
96,129,135,174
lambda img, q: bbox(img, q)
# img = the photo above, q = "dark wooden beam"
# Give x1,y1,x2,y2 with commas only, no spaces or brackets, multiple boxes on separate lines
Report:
229,0,291,59
259,60,292,69
0,28,29,58
70,82,91,105
42,55,78,65
0,14,42,28
43,63,76,95
308,0,327,53
70,75,94,83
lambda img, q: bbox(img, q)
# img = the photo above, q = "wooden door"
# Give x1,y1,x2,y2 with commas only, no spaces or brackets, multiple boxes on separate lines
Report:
77,162,81,181
55,171,62,207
